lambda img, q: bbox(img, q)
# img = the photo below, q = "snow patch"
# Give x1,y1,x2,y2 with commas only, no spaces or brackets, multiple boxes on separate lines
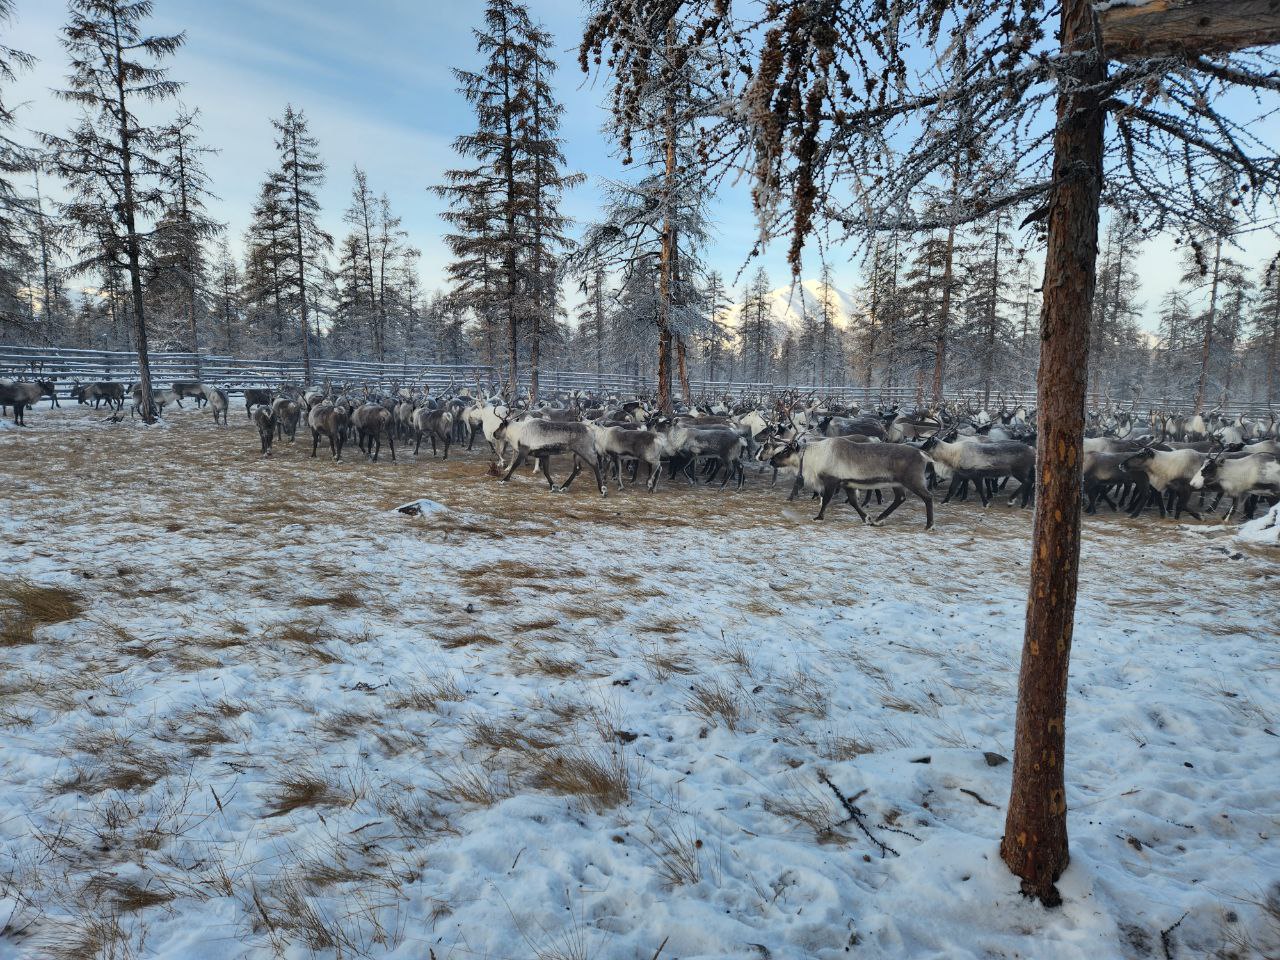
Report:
1237,501,1280,546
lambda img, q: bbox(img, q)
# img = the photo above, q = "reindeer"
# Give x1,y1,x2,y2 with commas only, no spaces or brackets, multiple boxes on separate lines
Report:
0,380,56,425
922,427,1035,507
308,402,350,461
768,437,935,528
351,403,397,462
1190,452,1280,522
204,386,230,425
271,397,301,441
585,421,665,492
171,381,207,407
412,408,454,459
1120,443,1206,520
492,415,606,495
74,381,125,411
653,419,747,489
252,405,276,456
243,388,273,419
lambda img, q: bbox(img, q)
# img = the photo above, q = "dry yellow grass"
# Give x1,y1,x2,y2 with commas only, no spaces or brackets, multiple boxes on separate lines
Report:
0,580,84,647
531,748,630,811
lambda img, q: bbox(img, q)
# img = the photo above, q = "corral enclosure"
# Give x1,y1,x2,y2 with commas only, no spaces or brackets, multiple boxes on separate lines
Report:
1,403,1278,960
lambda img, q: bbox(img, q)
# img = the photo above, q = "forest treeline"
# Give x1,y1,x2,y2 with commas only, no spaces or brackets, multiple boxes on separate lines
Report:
0,0,1276,409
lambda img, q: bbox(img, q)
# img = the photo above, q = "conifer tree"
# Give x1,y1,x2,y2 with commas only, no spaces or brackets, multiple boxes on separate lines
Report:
45,0,185,421
271,104,330,380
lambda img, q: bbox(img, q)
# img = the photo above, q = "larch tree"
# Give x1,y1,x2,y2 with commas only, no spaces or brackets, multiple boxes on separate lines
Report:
150,107,220,366
45,0,185,422
584,0,1280,906
271,104,330,381
0,0,36,339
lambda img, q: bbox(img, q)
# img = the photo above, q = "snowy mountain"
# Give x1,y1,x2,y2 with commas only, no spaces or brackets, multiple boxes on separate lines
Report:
719,278,861,333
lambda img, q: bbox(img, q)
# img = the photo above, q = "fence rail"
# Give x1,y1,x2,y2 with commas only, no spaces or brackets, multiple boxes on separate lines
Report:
0,344,1267,414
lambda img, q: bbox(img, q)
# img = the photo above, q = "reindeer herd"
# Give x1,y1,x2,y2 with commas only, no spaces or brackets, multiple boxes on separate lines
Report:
3,373,1279,530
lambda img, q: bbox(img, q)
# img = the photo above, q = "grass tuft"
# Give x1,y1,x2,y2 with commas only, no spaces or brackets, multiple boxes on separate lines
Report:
0,580,84,646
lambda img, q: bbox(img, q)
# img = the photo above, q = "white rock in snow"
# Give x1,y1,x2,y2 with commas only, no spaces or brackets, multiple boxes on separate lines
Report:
395,498,448,516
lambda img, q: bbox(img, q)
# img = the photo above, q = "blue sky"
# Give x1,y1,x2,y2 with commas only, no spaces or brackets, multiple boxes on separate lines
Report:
5,0,788,298
5,0,1277,330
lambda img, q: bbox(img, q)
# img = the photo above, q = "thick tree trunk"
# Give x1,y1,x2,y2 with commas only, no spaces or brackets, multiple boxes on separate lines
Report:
999,0,1105,908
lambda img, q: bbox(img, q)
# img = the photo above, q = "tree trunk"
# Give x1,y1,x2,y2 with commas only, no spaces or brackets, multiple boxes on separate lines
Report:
984,213,1003,408
499,9,519,398
289,134,312,385
594,266,605,377
933,224,956,405
111,11,155,423
999,0,1105,908
1268,274,1279,407
175,138,201,379
1194,234,1223,413
676,334,692,403
34,172,57,342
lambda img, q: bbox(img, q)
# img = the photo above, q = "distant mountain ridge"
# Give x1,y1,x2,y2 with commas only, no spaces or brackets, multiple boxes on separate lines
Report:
720,278,859,333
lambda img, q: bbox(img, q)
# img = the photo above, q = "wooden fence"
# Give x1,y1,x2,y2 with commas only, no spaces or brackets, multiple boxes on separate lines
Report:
0,343,1263,414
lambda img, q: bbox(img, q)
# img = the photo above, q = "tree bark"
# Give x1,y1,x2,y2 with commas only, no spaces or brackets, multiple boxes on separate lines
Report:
999,0,1105,908
1100,0,1280,58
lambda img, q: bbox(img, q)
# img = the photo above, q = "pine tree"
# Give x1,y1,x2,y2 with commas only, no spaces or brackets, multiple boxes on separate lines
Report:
243,175,290,353
1254,257,1280,407
435,0,533,394
0,0,36,339
153,107,220,368
697,271,733,384
44,0,185,422
271,104,331,380
209,238,241,354
738,269,775,384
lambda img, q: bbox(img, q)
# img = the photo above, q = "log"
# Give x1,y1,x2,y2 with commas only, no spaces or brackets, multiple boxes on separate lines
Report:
1101,0,1280,59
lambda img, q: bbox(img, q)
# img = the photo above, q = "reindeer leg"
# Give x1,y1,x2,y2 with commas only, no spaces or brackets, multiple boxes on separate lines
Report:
844,487,870,523
873,491,906,525
414,429,422,456
500,450,526,482
815,482,837,521
540,455,557,490
442,436,450,461
387,432,395,462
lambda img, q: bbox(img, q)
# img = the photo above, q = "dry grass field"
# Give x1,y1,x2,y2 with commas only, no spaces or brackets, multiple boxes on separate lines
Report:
0,402,1276,960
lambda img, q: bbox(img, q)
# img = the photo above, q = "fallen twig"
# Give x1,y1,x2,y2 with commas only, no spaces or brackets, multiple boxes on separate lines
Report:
959,787,998,808
818,772,898,858
1161,910,1188,960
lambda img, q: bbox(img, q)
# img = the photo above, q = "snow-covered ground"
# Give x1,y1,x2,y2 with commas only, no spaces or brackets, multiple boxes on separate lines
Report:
0,403,1277,960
